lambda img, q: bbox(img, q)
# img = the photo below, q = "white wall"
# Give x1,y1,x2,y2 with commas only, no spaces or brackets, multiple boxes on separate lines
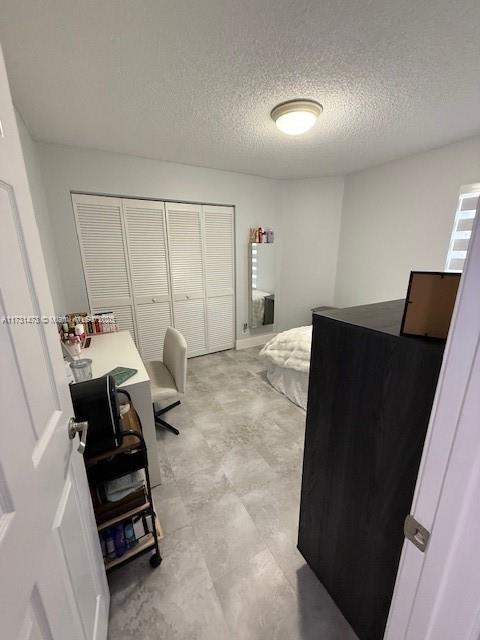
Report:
36,143,346,338
277,178,344,329
335,136,480,307
32,132,480,339
36,143,284,338
15,112,65,312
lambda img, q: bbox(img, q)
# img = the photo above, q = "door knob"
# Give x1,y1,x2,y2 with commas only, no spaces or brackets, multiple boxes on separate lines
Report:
68,418,89,455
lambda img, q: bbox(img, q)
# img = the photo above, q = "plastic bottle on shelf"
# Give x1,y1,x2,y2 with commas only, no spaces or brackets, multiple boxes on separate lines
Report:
124,521,137,548
113,523,126,558
103,529,116,560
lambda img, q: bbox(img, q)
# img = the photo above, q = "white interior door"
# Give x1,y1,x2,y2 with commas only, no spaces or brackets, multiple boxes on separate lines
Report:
385,199,480,639
166,202,208,357
0,46,109,640
72,193,137,342
203,205,235,352
123,198,173,361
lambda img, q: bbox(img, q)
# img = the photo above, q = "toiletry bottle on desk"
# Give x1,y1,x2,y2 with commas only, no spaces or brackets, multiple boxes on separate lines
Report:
74,323,85,342
68,335,82,357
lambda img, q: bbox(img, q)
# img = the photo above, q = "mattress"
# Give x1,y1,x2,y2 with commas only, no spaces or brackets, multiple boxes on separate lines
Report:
266,363,309,410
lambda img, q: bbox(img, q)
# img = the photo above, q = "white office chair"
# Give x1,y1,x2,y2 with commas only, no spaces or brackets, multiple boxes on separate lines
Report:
145,327,187,436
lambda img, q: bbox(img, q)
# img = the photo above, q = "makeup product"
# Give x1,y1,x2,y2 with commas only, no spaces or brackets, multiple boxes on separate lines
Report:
75,323,85,340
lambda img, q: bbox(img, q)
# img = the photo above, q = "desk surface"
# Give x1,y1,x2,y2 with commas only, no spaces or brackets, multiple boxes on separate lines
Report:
86,331,149,385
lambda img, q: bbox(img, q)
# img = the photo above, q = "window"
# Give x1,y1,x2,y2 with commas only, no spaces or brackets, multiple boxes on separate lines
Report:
445,184,480,272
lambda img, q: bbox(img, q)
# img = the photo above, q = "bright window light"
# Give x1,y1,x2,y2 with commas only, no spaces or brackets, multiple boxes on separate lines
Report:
445,184,480,272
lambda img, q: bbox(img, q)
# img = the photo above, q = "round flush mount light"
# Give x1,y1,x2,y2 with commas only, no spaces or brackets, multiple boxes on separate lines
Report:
271,99,323,135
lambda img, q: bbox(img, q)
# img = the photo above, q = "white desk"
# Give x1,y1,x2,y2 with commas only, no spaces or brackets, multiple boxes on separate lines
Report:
85,331,161,487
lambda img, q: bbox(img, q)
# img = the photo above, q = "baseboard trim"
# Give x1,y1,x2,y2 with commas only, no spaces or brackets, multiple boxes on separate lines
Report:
235,332,276,350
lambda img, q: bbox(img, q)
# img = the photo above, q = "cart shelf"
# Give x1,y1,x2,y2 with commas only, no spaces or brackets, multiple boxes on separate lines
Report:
97,500,151,532
104,518,163,571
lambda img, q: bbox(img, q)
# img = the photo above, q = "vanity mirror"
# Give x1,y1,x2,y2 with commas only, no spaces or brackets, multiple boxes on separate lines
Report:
249,243,275,328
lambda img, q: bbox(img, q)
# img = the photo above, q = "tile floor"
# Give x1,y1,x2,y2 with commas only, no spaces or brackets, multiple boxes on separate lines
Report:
108,347,357,640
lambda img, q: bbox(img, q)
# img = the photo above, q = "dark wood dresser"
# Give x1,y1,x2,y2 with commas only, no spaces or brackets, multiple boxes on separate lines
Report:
298,300,445,640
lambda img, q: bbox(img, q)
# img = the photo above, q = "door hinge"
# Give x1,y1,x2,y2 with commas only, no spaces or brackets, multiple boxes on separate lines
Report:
404,514,430,552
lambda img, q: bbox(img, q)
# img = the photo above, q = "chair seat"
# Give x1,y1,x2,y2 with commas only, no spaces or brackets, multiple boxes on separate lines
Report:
145,360,179,403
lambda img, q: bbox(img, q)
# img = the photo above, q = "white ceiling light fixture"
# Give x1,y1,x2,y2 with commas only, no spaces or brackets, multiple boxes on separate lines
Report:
271,99,323,135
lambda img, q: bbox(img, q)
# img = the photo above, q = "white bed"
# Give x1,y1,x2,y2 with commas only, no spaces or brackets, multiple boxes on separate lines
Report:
260,325,312,410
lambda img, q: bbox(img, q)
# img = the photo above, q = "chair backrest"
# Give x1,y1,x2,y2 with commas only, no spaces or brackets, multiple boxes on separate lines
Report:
163,327,187,393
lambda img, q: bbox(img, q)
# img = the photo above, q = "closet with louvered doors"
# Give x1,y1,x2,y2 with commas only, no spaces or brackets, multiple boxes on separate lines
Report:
122,198,173,361
72,194,136,339
165,202,208,357
73,193,235,360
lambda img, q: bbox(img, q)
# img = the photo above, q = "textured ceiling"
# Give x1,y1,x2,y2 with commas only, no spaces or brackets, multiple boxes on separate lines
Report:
1,0,480,179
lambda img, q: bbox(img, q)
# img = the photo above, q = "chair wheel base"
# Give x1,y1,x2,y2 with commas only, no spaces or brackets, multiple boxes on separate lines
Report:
153,400,181,435
155,418,180,436
150,553,162,568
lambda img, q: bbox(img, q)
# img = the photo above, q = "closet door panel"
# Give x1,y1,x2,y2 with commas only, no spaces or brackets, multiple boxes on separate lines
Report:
173,298,207,358
166,202,205,301
204,205,234,298
123,199,170,301
123,199,173,359
207,296,235,352
73,194,131,307
204,205,235,351
166,202,207,356
72,194,137,342
136,301,172,361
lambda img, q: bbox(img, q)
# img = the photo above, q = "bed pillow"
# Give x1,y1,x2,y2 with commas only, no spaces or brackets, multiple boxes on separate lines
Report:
260,325,312,373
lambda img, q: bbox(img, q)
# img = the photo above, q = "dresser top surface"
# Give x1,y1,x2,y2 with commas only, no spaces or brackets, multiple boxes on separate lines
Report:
314,299,406,336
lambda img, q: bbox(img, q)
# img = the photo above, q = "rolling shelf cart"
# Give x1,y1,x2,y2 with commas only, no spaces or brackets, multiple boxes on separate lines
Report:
85,403,163,570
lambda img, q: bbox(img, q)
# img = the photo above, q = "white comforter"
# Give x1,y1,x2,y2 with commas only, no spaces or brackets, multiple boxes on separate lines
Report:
260,325,312,373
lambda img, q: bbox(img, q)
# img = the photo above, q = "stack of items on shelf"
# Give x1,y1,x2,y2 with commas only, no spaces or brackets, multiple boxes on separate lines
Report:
249,227,274,243
59,311,118,344
100,514,155,561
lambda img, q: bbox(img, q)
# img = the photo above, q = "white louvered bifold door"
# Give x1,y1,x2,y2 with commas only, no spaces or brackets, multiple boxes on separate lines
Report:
123,199,173,361
204,205,235,352
166,202,208,357
72,194,137,341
